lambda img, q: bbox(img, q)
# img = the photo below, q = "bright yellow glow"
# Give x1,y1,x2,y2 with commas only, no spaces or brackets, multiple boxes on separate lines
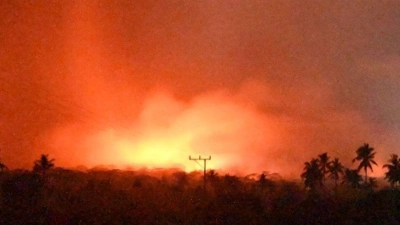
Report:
47,91,280,175
119,134,191,168
115,132,229,172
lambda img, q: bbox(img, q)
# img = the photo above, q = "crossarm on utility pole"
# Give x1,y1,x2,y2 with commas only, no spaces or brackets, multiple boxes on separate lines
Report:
189,155,211,191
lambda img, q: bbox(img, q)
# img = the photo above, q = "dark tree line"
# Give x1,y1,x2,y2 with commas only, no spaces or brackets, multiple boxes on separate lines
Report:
0,146,399,224
301,143,400,191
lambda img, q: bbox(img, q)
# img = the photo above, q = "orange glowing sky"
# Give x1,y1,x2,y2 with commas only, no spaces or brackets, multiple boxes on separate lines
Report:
1,1,400,178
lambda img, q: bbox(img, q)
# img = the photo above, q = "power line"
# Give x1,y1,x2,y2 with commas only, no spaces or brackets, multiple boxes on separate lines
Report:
189,155,211,191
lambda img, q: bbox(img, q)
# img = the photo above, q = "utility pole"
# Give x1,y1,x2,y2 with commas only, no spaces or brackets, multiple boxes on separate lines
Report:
189,155,211,191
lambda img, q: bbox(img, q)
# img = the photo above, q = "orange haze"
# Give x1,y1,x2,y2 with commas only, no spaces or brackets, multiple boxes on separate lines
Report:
1,1,400,178
46,90,282,175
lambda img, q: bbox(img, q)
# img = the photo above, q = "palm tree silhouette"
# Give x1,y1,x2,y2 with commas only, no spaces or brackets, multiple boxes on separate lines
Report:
341,168,362,188
301,158,323,190
318,153,330,182
328,158,343,188
352,143,377,184
33,154,55,176
383,154,400,188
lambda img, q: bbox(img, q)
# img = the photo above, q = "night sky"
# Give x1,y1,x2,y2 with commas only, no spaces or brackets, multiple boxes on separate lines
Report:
1,1,400,177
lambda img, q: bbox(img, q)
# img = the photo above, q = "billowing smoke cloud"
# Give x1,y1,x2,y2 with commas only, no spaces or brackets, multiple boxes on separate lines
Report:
1,1,400,178
44,88,279,173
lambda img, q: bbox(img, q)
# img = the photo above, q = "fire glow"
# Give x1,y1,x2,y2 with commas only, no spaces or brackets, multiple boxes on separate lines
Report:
46,90,281,175
1,1,396,179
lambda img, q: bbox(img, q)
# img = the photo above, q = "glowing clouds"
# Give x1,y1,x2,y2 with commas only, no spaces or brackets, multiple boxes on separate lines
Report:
45,89,280,174
117,132,193,170
115,90,280,173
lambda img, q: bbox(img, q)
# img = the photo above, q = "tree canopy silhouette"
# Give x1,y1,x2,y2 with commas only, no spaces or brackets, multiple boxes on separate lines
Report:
341,168,362,188
33,154,55,176
328,158,343,188
352,143,377,184
318,152,330,182
383,154,400,188
258,171,275,191
301,158,323,190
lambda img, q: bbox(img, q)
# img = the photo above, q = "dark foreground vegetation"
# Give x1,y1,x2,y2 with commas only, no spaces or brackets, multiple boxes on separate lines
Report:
0,143,400,224
1,168,400,224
